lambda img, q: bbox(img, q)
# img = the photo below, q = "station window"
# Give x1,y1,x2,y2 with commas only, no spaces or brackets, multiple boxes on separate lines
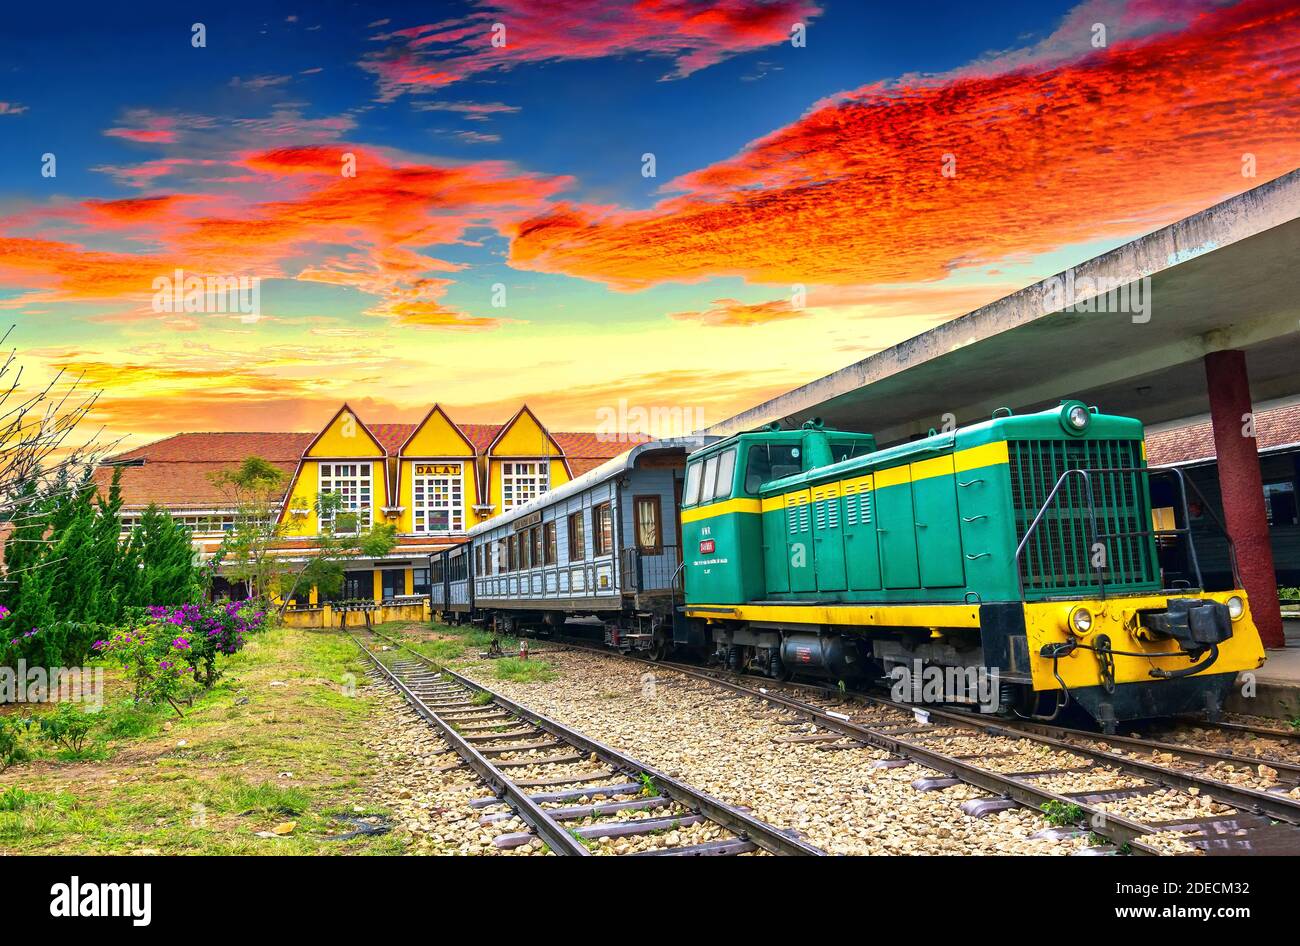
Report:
413,468,463,533
319,462,372,532
744,443,802,493
544,521,557,565
380,569,403,600
568,511,586,561
1264,481,1298,526
501,461,549,510
593,502,613,556
635,496,661,553
413,568,430,597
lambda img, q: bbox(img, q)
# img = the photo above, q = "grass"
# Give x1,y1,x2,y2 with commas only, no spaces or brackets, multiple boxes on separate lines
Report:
0,626,402,855
491,657,557,684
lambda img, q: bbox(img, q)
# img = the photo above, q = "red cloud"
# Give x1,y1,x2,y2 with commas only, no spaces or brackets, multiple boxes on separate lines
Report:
509,0,1300,289
362,0,820,100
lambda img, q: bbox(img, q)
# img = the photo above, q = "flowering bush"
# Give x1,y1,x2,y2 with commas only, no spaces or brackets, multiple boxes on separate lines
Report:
143,599,269,687
93,626,197,712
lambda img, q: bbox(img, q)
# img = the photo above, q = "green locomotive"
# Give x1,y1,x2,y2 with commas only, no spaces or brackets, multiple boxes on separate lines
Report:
679,402,1265,730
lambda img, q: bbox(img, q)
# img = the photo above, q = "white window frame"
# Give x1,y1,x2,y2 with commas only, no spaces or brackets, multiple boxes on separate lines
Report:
318,461,373,534
500,461,549,510
412,465,464,534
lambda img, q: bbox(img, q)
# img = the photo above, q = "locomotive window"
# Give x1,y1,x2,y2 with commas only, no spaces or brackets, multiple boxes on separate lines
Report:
745,443,802,493
714,449,736,500
830,441,870,463
568,511,586,560
699,455,719,503
684,461,702,506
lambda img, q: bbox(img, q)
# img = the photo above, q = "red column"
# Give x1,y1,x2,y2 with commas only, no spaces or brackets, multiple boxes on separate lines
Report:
1203,350,1284,648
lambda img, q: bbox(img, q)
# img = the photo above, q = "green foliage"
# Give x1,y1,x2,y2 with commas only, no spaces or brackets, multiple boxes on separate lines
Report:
36,702,98,755
278,492,397,611
0,715,32,771
1,467,205,675
469,690,494,706
637,772,656,796
1040,800,1084,827
210,457,288,599
0,786,32,811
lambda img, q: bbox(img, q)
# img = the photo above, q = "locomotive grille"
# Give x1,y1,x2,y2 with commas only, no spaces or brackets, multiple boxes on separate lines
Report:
1008,438,1157,596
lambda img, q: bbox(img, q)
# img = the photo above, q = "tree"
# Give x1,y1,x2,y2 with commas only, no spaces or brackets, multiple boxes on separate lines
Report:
276,491,397,616
209,456,287,599
129,506,204,605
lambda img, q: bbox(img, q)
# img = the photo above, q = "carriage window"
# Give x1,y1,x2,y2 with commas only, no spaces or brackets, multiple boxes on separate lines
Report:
745,443,802,493
684,461,702,506
593,502,613,555
531,525,543,568
519,530,531,570
544,521,557,565
568,511,586,561
508,535,518,571
635,496,661,553
475,546,483,575
430,559,443,583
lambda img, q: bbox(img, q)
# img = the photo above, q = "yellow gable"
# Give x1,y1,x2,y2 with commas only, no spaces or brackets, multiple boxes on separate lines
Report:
306,405,384,457
493,406,563,456
403,405,474,456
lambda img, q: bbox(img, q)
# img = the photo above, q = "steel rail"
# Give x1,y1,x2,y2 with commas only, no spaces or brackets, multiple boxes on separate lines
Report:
544,639,1162,853
367,628,825,856
349,632,591,856
550,638,1300,825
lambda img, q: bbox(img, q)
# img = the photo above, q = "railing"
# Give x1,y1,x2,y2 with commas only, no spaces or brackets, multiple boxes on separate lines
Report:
621,545,681,594
1013,464,1239,601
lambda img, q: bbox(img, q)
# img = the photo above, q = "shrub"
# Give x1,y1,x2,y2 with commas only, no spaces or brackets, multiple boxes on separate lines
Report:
93,626,198,714
0,715,32,771
35,703,98,755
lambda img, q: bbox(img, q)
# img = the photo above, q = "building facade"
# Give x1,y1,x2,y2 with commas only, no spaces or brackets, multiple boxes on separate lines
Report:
96,403,634,606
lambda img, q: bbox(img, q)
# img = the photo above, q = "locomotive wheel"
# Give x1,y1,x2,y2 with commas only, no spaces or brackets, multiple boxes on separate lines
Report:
647,634,669,662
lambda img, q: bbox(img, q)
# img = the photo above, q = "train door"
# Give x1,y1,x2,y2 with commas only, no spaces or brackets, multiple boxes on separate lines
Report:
842,475,882,591
762,499,790,593
910,456,965,588
784,490,815,594
876,466,920,588
811,483,846,591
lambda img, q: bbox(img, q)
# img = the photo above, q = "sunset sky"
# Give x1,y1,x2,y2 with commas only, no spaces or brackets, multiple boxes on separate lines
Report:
1,0,1297,448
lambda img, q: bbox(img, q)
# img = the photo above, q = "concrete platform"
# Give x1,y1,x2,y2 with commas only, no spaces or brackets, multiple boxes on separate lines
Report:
1225,618,1300,720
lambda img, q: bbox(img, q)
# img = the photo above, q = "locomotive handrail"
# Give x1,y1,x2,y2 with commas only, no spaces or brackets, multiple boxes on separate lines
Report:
1013,463,1240,601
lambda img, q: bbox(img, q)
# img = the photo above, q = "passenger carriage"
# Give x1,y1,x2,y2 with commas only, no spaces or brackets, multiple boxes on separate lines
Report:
429,438,710,655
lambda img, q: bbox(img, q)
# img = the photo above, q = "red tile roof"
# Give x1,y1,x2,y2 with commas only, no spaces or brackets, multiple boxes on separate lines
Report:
95,414,645,508
1145,402,1300,466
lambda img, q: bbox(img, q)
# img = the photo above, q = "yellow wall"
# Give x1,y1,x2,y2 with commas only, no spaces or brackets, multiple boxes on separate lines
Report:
282,408,386,536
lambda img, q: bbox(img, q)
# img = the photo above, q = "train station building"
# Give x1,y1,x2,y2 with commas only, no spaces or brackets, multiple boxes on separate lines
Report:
95,404,631,611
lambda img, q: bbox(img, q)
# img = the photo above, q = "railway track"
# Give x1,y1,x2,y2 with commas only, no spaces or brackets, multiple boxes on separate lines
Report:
351,628,824,856
534,635,1300,855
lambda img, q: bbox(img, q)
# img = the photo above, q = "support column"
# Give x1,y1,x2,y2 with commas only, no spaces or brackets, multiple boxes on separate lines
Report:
1203,350,1283,648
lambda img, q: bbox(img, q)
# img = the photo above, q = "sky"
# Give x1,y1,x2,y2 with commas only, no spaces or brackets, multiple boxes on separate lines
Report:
0,0,1297,449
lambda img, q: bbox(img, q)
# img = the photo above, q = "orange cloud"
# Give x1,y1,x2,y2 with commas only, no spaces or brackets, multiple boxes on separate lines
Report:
362,0,820,100
670,297,799,326
509,0,1300,289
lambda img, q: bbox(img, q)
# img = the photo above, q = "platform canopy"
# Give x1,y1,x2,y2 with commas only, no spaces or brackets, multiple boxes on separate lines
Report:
707,169,1300,446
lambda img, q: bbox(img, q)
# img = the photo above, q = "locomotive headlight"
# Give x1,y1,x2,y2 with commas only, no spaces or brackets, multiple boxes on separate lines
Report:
1068,605,1093,635
1067,405,1090,430
1226,595,1245,621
